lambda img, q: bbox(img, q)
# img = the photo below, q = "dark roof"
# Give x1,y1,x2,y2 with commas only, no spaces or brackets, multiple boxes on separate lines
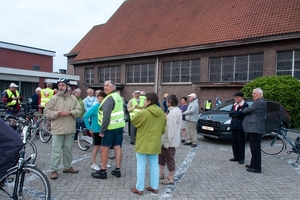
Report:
72,0,300,61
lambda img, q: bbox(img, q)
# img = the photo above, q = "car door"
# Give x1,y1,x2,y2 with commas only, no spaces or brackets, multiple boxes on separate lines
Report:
265,101,281,133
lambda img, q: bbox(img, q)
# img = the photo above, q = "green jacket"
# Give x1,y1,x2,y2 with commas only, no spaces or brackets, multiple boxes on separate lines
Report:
131,104,166,154
77,97,85,118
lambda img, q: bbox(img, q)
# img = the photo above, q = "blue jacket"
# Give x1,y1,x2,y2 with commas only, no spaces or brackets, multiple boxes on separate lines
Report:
83,102,101,133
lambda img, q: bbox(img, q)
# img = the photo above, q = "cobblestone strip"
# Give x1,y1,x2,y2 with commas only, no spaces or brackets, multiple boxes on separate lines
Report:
158,146,199,200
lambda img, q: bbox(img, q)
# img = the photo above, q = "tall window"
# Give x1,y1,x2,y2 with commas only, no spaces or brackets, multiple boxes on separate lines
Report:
98,66,121,84
85,68,94,85
277,50,300,79
126,63,154,83
209,53,263,82
162,59,200,83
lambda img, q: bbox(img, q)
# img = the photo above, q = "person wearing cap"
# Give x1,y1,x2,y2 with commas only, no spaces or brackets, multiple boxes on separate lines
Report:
242,88,266,173
1,82,23,115
31,87,42,111
163,93,169,113
39,82,55,112
229,92,249,165
182,93,199,147
44,78,82,180
127,90,144,145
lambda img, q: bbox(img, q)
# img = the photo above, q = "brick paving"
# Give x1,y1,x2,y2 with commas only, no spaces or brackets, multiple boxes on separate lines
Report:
10,124,300,200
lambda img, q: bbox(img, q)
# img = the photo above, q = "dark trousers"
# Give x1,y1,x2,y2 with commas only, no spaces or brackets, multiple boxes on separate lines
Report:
130,123,137,143
248,132,262,170
231,129,245,161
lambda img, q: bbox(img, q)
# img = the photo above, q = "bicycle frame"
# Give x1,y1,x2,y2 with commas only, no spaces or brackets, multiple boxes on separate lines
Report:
277,127,300,162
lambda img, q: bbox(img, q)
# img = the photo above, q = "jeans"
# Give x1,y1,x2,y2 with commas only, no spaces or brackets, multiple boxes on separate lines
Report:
135,153,159,191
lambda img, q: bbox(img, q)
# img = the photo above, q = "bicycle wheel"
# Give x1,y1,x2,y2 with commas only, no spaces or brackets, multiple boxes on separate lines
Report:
38,118,52,143
77,131,92,151
261,132,286,156
0,165,51,200
25,140,37,164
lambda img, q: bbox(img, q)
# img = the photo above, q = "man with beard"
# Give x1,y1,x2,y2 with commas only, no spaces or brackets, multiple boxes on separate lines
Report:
44,78,82,180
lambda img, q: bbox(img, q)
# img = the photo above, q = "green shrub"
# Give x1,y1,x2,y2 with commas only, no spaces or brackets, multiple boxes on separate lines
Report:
241,75,300,128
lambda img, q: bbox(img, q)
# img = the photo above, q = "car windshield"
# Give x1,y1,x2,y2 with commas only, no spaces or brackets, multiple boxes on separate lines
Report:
212,99,254,111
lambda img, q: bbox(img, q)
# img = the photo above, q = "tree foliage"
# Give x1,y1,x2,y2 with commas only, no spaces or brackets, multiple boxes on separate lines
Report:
241,75,300,128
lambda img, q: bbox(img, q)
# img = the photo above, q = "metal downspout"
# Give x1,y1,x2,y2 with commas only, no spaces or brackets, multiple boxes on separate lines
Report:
155,56,159,93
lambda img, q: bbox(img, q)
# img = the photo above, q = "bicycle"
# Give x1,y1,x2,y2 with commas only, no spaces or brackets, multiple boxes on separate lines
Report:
34,114,52,143
2,112,38,165
0,120,51,199
261,121,300,163
76,121,93,151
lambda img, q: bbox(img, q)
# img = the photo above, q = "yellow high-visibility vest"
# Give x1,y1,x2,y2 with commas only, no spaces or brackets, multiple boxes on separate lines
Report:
5,89,20,106
40,88,54,108
98,92,125,130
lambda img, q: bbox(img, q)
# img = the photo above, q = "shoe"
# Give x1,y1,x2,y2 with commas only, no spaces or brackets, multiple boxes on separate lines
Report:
245,164,252,168
130,142,135,145
191,144,197,147
239,160,244,164
100,163,111,168
146,186,158,194
91,169,107,179
91,164,100,171
131,187,143,195
63,167,79,173
181,139,186,143
246,168,261,173
50,171,58,180
229,158,239,162
111,169,121,178
183,142,192,145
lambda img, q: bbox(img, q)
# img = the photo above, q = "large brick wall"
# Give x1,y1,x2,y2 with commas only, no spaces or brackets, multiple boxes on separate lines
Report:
0,48,53,72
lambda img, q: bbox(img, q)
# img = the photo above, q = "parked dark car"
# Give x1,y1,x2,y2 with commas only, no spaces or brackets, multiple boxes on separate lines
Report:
197,98,290,140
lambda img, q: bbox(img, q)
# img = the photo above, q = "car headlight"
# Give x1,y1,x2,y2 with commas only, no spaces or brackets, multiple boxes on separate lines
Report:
224,119,231,124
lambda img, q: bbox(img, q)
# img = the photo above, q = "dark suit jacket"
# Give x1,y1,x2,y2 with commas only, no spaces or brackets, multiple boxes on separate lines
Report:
242,98,267,134
229,102,249,130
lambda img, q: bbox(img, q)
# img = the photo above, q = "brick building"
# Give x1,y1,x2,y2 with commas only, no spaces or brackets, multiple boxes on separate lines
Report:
65,0,300,105
0,41,79,100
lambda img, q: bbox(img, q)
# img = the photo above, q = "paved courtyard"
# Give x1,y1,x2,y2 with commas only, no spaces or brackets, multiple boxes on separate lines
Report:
7,124,300,200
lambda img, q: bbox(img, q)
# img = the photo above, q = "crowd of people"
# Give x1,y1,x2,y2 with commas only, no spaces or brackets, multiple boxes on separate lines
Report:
1,80,266,194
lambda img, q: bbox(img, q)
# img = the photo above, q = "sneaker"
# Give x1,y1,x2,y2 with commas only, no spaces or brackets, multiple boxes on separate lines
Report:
91,169,107,179
100,162,111,168
111,169,121,178
91,164,100,171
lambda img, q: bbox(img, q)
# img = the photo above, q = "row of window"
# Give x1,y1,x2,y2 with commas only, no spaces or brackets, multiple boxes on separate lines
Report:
84,50,300,84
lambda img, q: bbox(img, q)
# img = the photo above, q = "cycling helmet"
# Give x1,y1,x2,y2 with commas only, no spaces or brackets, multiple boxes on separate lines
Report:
57,78,70,85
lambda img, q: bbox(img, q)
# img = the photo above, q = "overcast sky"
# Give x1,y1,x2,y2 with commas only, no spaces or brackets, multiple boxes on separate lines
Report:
0,0,124,72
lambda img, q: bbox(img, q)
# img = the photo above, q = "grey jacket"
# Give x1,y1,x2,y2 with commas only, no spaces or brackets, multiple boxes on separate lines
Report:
242,98,267,134
183,99,199,122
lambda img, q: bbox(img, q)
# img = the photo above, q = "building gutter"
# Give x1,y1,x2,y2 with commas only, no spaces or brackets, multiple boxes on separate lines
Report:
70,33,300,65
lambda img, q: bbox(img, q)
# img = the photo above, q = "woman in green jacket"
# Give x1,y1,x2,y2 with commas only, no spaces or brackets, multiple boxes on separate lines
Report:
131,92,166,195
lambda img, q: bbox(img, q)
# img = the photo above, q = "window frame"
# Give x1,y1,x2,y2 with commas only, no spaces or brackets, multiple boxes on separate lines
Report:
162,59,200,83
209,53,263,82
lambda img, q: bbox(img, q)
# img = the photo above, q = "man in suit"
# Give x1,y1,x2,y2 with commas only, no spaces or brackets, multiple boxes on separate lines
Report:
229,92,249,164
242,88,267,173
